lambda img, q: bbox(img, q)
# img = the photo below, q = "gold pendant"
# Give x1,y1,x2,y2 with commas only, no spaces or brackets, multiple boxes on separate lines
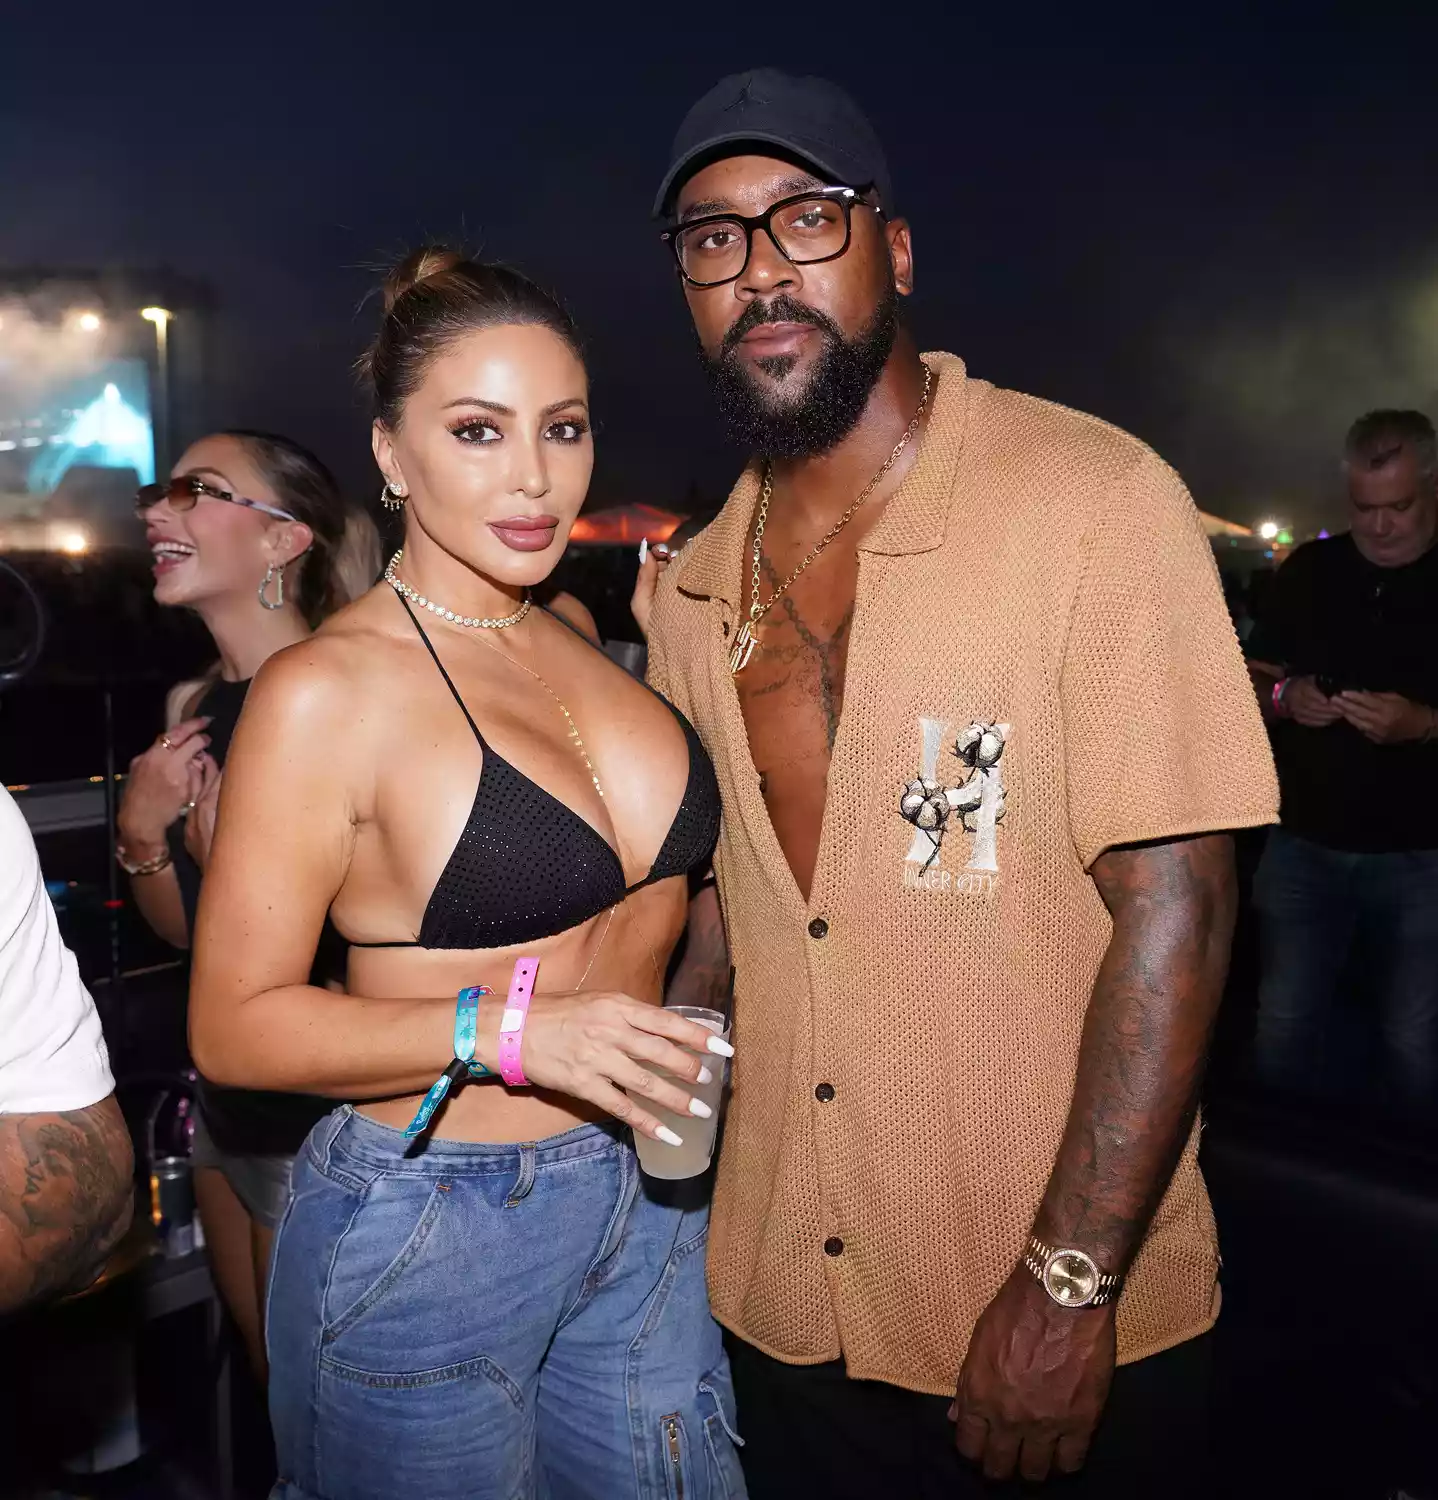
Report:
728,617,758,674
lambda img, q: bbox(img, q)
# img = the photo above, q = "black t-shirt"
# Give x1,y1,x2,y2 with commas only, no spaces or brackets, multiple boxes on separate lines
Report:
170,675,342,1157
1247,533,1438,853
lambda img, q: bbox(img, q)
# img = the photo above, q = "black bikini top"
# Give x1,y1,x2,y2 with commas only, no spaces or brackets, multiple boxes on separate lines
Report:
349,596,720,952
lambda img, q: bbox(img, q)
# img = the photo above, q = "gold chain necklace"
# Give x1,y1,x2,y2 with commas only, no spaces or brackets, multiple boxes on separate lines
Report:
470,628,606,803
728,363,933,674
385,548,532,630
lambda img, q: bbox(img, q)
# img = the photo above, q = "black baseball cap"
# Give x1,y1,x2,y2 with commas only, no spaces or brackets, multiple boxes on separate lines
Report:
653,68,893,220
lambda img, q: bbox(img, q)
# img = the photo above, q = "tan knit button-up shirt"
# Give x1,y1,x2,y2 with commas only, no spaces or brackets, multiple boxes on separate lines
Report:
647,353,1278,1397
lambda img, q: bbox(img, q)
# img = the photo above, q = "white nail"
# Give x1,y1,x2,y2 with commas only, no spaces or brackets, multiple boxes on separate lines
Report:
688,1097,713,1119
706,1036,734,1058
696,1065,714,1086
656,1125,684,1146
638,537,649,564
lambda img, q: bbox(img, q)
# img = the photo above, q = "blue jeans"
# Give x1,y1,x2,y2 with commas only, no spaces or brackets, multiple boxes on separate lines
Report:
267,1107,745,1500
1252,829,1438,1110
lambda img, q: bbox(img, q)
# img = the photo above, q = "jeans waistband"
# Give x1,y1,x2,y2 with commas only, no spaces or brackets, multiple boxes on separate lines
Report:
311,1104,627,1178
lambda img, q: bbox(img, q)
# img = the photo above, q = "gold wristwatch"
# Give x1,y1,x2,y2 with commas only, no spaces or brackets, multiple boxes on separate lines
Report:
1023,1235,1124,1309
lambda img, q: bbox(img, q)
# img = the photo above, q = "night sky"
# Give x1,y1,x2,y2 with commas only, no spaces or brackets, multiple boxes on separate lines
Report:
5,1,1436,534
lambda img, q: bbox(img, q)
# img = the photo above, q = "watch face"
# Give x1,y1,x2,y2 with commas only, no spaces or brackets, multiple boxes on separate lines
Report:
1044,1249,1100,1306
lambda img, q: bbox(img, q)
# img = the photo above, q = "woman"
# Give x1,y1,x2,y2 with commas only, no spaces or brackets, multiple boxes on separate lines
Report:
117,430,364,1380
190,250,743,1500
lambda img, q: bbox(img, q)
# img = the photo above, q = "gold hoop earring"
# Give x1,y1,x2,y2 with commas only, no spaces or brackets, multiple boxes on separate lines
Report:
381,482,407,512
258,562,285,611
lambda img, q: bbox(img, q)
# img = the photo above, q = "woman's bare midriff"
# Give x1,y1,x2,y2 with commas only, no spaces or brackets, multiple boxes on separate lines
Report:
344,885,686,1143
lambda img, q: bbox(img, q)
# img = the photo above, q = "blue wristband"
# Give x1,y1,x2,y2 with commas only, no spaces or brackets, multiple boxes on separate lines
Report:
455,985,494,1079
403,986,494,1140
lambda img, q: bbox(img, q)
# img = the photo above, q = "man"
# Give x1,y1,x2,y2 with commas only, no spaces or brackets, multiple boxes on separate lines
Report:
1247,410,1438,1113
643,70,1277,1495
1,784,133,1312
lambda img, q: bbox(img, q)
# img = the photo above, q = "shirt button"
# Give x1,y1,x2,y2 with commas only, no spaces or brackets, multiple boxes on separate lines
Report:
823,1236,845,1257
808,917,829,940
814,1082,836,1103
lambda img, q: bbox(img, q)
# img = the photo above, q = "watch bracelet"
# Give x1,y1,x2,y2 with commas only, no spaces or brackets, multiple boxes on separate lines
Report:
1025,1234,1124,1306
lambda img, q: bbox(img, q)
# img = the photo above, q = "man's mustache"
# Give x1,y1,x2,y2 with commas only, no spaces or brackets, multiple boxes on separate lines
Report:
720,296,841,359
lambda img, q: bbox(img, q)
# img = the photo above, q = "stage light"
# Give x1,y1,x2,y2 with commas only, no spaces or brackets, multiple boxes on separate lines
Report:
141,306,172,327
1258,521,1280,541
76,311,103,333
55,527,89,556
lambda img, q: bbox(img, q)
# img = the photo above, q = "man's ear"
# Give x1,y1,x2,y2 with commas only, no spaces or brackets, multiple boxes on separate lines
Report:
887,217,915,298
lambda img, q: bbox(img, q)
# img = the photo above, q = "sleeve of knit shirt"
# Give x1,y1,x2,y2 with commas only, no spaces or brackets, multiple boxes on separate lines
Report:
0,788,114,1114
1060,451,1279,870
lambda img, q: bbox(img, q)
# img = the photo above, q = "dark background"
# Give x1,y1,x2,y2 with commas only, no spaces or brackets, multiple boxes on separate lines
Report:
4,0,1436,534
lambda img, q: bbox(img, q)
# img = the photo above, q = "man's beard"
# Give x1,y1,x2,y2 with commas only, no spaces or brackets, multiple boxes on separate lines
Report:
700,282,900,461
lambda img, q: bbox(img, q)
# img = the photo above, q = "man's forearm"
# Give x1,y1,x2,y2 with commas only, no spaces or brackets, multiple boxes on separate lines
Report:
0,1097,135,1314
1032,834,1236,1271
666,882,730,1010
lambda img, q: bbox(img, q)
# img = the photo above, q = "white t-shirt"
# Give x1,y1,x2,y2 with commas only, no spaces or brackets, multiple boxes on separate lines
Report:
0,786,114,1113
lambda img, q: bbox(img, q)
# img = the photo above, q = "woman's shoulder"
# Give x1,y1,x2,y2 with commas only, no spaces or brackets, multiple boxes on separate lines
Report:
247,591,415,729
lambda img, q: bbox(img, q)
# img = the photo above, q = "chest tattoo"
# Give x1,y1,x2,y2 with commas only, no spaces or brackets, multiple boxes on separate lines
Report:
758,557,855,751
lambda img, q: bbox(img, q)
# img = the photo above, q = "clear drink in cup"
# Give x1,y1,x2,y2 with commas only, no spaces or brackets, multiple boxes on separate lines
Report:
632,1006,728,1180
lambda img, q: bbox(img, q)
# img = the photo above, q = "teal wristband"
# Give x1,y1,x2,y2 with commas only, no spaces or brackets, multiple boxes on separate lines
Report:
403,985,494,1140
455,985,494,1078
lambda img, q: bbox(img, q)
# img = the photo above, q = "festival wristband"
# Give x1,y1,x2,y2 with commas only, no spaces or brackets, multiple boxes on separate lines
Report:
454,985,494,1079
498,958,539,1088
403,985,494,1140
1272,678,1290,714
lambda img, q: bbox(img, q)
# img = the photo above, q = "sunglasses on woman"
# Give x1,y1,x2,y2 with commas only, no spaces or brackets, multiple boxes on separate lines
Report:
135,475,297,523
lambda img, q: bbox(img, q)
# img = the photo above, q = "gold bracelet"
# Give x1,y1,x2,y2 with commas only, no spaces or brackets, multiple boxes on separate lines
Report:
117,844,172,877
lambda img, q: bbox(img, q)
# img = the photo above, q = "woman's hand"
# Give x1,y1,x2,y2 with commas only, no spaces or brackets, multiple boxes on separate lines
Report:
629,542,673,641
519,991,731,1142
183,757,222,870
118,718,212,857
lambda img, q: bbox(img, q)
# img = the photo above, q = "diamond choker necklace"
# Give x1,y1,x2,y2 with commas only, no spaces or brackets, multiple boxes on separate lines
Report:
384,549,532,630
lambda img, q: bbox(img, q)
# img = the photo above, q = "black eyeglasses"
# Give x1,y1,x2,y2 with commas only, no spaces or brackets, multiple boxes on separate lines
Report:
661,186,880,289
135,475,297,523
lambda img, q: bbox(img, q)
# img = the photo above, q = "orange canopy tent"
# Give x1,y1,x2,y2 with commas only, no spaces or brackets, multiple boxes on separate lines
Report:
569,503,686,547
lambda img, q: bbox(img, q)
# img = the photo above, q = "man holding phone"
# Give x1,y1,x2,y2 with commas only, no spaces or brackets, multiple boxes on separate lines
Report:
1249,409,1438,1112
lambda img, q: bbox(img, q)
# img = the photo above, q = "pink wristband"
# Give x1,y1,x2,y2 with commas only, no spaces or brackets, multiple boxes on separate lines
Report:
497,958,539,1087
1272,678,1290,714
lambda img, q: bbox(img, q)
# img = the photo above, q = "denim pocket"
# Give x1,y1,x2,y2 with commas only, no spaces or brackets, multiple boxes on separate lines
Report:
321,1176,452,1344
657,1369,745,1500
699,1366,745,1499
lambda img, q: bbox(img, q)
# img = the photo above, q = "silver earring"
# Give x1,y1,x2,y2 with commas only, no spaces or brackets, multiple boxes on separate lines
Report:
381,482,407,512
258,562,285,611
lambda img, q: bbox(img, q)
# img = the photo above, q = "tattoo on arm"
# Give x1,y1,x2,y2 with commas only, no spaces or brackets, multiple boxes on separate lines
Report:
761,558,854,751
1032,834,1236,1271
0,1097,135,1313
666,882,731,1010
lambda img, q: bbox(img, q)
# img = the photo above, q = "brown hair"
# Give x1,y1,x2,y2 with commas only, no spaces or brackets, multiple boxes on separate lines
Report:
220,429,351,625
360,246,584,428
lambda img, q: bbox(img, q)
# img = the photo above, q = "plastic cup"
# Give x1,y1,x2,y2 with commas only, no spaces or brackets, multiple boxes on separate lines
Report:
631,1006,728,1180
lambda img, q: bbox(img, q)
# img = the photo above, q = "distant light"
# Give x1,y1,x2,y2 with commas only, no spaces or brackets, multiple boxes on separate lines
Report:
1257,521,1280,541
55,527,89,555
1318,528,1330,539
1276,529,1294,546
73,310,103,333
1264,548,1274,559
141,306,173,327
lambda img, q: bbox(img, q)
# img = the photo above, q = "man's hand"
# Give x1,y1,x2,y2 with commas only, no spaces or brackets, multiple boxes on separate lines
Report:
1333,690,1435,745
950,1267,1115,1482
1280,675,1343,728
